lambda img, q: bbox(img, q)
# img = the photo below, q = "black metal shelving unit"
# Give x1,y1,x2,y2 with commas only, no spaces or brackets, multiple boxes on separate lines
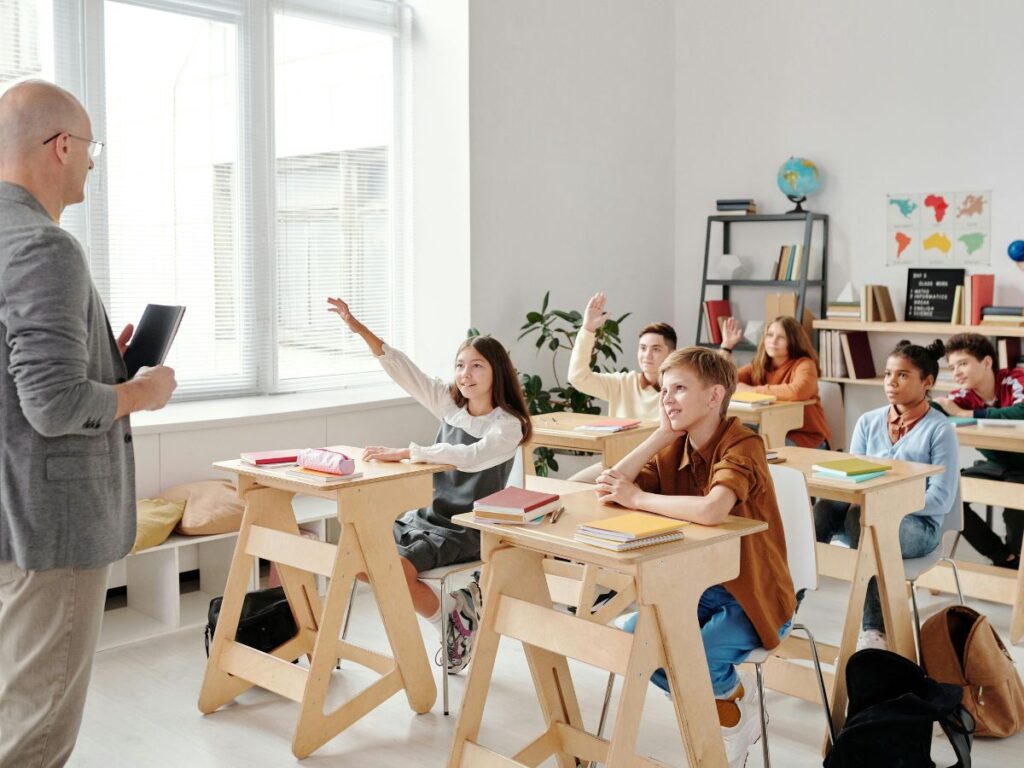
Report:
695,212,830,347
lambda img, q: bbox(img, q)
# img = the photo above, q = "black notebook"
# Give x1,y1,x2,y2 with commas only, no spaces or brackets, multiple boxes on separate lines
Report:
123,304,186,378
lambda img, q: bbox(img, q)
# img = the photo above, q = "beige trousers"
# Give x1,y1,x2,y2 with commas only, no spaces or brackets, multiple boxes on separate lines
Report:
0,560,110,768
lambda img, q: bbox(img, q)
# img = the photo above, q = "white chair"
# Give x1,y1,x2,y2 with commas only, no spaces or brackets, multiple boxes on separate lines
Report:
905,486,965,657
818,380,845,450
594,465,834,766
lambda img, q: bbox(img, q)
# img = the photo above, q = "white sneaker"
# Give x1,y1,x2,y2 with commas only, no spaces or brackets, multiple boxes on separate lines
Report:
856,628,888,651
720,677,762,768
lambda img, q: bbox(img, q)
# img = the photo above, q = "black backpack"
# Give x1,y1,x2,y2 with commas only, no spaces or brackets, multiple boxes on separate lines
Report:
824,649,974,768
204,586,298,657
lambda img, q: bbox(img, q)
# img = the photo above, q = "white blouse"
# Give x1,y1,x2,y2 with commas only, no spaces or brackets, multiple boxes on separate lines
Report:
377,344,524,472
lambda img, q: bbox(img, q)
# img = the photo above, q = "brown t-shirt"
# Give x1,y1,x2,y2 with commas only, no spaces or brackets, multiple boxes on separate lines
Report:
634,416,796,649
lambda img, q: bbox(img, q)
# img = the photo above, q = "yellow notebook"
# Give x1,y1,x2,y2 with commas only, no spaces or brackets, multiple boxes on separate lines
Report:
577,512,687,542
730,391,778,404
811,458,892,477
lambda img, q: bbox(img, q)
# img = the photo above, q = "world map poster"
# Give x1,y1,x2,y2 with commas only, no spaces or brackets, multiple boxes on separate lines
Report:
886,190,991,267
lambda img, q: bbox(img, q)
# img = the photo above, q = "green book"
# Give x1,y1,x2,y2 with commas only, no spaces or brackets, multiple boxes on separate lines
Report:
812,469,888,484
811,458,892,477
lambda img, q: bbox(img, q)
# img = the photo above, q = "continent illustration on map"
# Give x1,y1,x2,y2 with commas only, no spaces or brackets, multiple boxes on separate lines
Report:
889,198,918,218
923,232,952,254
957,194,986,219
958,232,986,255
924,194,949,223
895,232,912,259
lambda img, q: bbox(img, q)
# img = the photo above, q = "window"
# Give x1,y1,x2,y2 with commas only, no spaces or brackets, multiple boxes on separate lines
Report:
1,0,411,399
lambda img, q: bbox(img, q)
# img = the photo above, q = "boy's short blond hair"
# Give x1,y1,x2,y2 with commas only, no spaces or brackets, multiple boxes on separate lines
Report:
659,347,737,417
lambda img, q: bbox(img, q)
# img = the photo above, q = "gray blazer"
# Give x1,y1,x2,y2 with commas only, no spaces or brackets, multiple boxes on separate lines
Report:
0,182,135,570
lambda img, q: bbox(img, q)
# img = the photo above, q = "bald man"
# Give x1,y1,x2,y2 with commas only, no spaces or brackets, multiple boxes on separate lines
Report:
0,80,177,767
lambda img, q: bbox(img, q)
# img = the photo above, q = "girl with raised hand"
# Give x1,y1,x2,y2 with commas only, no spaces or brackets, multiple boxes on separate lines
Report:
328,297,532,673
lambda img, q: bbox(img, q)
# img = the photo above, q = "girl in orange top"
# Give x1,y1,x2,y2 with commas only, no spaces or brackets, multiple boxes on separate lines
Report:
721,315,831,449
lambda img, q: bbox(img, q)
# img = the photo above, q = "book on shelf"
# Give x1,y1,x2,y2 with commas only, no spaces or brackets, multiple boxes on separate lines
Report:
286,466,364,484
982,306,1024,317
826,300,861,319
821,330,848,379
811,458,892,476
716,198,755,206
240,449,300,466
839,331,876,379
576,511,687,542
574,418,641,432
969,274,994,326
812,469,888,484
703,299,732,345
998,338,1022,370
980,316,1024,327
730,391,778,408
573,530,687,551
716,198,757,215
951,285,964,325
473,487,561,523
858,285,896,322
775,244,804,281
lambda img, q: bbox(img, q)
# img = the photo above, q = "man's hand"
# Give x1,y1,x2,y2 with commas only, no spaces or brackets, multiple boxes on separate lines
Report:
362,446,410,463
934,397,971,418
594,468,643,508
115,365,176,418
116,324,134,358
582,292,608,333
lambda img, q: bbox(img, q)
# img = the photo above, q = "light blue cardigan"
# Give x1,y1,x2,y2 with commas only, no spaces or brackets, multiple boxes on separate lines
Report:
849,405,959,526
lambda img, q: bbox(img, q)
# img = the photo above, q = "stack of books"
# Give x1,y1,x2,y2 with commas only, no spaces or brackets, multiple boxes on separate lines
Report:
772,245,805,281
716,198,757,215
702,299,732,345
574,512,687,551
811,458,891,484
729,391,777,409
574,418,641,433
962,274,994,326
240,449,299,466
981,306,1024,328
472,487,561,525
820,330,848,378
826,300,861,319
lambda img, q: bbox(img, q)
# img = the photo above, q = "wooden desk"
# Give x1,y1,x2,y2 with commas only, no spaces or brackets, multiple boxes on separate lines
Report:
198,449,449,758
447,491,766,768
915,425,1024,644
772,446,943,738
727,400,809,448
523,413,658,475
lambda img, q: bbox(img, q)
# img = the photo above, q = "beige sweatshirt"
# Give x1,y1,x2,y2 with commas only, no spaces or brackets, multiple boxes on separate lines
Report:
567,328,661,419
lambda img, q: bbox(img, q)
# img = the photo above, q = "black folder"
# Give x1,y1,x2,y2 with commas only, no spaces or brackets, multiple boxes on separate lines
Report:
123,304,186,378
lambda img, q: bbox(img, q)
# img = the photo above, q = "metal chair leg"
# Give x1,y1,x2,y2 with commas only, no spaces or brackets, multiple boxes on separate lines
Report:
337,578,359,669
755,662,770,768
596,672,615,737
440,576,450,716
910,580,923,660
791,623,835,745
948,531,963,560
940,557,966,605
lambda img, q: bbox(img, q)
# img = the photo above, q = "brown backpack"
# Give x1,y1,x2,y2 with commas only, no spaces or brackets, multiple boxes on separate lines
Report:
920,605,1024,738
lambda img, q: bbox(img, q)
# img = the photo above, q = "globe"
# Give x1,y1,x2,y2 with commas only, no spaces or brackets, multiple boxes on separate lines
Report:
1009,240,1024,271
777,157,821,213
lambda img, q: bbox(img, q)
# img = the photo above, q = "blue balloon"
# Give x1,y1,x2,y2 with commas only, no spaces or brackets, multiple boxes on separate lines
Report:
1009,240,1024,263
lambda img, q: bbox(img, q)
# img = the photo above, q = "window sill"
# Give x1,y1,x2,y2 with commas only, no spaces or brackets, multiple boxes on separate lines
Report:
130,384,415,436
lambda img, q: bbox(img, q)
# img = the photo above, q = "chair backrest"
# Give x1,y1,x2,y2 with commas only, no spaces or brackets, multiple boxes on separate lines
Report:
818,380,846,450
506,448,525,489
768,463,818,593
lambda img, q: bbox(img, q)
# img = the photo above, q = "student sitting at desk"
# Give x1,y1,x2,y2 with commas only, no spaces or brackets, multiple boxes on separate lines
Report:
814,340,959,650
567,291,676,482
328,298,532,673
594,347,795,768
720,314,831,449
934,332,1024,569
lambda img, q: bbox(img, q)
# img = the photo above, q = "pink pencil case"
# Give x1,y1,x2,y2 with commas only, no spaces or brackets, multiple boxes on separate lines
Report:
297,448,356,476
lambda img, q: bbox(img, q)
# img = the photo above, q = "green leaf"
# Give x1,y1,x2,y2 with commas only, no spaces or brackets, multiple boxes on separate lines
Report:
535,335,545,349
568,310,582,322
551,310,575,322
526,311,543,324
541,291,550,313
548,338,559,351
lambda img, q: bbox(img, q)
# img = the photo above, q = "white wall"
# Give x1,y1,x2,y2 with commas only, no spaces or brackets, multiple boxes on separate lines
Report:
468,0,676,380
675,0,1024,439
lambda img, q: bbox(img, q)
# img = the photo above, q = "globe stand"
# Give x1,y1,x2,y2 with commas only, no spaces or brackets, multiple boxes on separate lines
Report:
786,195,808,214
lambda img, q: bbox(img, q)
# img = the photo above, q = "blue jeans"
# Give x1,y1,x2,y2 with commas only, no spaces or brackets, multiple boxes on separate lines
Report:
618,584,791,698
784,437,829,449
813,499,940,631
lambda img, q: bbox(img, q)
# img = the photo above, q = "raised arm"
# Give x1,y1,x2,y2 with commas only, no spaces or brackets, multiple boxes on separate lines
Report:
567,292,616,400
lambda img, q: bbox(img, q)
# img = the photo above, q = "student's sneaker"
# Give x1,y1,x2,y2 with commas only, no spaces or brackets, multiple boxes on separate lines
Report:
720,679,762,768
856,628,888,651
442,580,482,674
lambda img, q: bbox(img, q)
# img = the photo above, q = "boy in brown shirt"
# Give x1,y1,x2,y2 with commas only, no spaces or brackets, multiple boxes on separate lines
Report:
596,347,796,768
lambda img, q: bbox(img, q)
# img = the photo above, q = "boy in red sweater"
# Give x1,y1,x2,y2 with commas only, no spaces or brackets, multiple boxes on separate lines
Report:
935,333,1024,568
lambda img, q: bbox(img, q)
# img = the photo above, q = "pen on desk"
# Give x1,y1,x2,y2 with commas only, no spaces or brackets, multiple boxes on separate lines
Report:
549,506,564,524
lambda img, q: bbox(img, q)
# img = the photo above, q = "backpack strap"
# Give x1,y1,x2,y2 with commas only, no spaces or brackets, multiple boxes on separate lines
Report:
938,705,975,768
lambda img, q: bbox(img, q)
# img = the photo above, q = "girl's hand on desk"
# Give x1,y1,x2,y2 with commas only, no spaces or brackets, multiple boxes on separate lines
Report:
734,382,754,393
595,469,641,508
362,446,410,462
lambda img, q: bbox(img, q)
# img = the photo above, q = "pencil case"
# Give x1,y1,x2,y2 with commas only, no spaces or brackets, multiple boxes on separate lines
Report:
297,448,356,476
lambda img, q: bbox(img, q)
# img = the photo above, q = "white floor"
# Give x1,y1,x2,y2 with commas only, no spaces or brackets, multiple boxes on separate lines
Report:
68,563,1024,767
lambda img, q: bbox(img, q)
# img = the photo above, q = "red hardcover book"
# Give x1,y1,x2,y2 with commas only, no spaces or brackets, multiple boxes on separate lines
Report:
970,274,995,326
473,487,560,515
240,449,300,465
704,300,732,345
840,331,876,379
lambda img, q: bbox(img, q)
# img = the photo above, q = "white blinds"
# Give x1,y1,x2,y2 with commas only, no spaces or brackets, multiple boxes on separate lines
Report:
1,0,411,399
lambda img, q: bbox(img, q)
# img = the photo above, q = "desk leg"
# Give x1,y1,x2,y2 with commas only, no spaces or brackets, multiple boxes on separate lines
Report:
523,442,538,476
199,486,314,713
1014,539,1024,645
450,544,584,768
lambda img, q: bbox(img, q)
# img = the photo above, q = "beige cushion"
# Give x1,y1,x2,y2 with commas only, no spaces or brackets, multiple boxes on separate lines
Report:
132,498,186,553
160,480,245,536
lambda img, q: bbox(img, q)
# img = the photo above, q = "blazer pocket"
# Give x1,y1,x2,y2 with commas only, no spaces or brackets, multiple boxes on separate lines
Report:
46,452,112,481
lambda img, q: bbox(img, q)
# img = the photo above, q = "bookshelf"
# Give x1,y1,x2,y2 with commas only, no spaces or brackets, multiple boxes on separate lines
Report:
696,212,829,347
819,375,957,394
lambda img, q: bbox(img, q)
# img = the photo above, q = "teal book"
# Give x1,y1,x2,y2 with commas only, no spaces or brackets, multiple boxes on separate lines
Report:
947,416,977,427
812,469,888,484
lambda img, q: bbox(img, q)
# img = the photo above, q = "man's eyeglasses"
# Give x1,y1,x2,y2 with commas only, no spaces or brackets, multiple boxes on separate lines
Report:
42,132,105,159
